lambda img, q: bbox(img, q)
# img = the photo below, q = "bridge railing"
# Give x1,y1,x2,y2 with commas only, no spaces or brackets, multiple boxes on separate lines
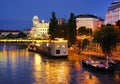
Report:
0,39,49,43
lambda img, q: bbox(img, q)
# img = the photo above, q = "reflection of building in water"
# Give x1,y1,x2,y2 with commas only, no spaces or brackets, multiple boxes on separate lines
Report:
33,57,70,84
30,15,49,39
0,44,30,73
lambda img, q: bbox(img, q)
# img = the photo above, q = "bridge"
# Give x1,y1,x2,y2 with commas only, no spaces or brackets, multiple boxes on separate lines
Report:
0,39,50,43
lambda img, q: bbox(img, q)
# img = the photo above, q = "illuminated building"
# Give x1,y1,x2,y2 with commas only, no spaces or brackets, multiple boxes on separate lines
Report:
0,30,20,36
76,14,104,30
57,18,65,25
106,0,120,24
30,16,49,39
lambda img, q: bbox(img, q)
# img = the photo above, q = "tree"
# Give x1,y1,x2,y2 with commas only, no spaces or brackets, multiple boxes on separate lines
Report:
49,11,58,39
68,13,77,46
62,23,69,40
86,28,92,36
78,26,86,35
78,27,92,36
77,27,92,50
82,39,90,50
93,25,119,57
116,20,120,33
17,32,27,38
6,33,14,38
116,20,120,43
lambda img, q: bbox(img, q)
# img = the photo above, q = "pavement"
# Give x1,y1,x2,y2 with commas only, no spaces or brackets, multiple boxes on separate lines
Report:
68,48,120,61
81,51,120,61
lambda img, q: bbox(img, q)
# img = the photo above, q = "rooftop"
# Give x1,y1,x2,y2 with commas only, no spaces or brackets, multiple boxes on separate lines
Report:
107,1,120,12
0,30,20,32
76,14,104,21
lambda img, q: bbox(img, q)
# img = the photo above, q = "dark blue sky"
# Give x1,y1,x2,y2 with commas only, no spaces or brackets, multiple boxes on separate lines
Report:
0,0,113,21
0,0,115,30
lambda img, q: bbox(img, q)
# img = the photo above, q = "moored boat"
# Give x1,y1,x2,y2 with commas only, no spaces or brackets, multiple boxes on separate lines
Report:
28,38,68,58
82,57,115,72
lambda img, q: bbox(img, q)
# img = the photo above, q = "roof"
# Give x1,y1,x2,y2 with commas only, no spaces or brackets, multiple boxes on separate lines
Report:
0,30,20,33
76,14,104,21
33,15,39,20
107,1,120,12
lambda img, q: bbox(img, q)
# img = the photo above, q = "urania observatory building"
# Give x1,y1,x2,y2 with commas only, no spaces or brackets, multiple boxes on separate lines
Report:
106,0,120,24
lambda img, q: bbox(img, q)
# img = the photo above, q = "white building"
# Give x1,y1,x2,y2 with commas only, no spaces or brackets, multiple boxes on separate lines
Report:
76,14,104,31
0,30,20,36
106,0,120,24
30,16,49,39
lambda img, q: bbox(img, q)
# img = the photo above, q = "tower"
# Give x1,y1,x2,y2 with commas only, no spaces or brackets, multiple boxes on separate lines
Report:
32,15,39,27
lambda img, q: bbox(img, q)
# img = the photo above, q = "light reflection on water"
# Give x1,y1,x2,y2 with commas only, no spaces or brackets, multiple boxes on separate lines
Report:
0,43,120,84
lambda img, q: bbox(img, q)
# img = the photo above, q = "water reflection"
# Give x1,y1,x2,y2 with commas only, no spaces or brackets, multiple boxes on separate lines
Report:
0,43,120,84
33,54,70,84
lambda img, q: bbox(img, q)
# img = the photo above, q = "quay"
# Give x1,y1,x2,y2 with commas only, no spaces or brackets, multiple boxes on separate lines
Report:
0,39,119,61
68,49,120,61
81,51,120,61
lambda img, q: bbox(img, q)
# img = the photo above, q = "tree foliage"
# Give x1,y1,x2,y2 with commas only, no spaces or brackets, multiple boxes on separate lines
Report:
49,11,58,39
116,20,120,33
6,33,15,38
82,39,90,50
68,13,77,46
77,26,92,50
93,25,119,56
17,32,27,38
78,26,92,36
78,26,86,35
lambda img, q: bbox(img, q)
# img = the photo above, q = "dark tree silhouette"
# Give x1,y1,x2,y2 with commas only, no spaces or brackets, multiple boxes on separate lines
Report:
116,20,120,33
68,12,77,46
93,25,119,57
78,26,86,35
17,32,27,38
49,11,58,39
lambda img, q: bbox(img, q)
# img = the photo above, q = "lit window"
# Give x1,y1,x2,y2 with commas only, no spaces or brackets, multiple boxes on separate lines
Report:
46,43,49,46
62,45,66,48
56,45,60,48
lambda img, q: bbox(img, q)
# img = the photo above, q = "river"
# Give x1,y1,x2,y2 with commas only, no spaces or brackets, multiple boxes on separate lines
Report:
0,43,120,84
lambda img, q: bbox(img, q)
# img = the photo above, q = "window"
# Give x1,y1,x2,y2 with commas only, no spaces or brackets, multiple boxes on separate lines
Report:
56,45,60,48
56,50,60,54
62,45,66,48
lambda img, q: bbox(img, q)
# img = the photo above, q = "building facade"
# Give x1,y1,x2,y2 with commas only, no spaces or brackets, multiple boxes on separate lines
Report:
57,18,66,25
106,0,120,24
76,14,104,31
30,16,49,39
0,30,20,36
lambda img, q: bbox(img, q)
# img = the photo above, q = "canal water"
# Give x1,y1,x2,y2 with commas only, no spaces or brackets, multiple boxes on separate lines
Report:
0,43,120,84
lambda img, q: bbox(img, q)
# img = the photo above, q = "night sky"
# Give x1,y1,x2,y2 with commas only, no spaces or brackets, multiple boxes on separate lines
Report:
0,0,114,30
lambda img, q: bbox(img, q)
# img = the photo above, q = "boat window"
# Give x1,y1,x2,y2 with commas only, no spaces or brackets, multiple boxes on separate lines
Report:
56,45,60,48
62,45,66,48
56,50,60,54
